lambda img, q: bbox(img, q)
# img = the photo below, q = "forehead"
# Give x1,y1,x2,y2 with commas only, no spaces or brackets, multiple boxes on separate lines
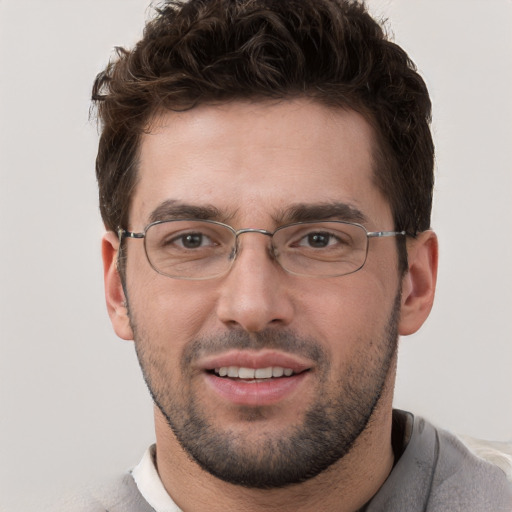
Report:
132,99,390,228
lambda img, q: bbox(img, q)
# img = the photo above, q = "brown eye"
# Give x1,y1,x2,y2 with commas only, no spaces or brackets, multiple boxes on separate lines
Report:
306,233,332,248
180,233,204,248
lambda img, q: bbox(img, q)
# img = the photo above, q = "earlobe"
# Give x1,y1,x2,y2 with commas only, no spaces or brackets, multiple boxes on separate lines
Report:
399,230,438,336
102,231,134,341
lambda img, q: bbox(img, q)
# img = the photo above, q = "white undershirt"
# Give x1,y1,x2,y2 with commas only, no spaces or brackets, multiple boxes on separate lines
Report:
131,445,183,512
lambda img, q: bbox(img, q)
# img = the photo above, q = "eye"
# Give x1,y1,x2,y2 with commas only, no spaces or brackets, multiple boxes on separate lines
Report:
171,232,214,249
301,232,334,248
297,231,345,249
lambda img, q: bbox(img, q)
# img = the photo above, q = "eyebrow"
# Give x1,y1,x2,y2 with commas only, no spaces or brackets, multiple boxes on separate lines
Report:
276,202,368,225
148,200,227,224
148,200,368,226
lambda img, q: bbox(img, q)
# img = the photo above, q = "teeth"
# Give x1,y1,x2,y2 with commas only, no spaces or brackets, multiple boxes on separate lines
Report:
239,367,255,379
255,367,272,379
214,366,295,379
272,367,284,377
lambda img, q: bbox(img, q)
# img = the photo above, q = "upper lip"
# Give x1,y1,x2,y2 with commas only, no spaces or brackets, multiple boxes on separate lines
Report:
197,349,313,373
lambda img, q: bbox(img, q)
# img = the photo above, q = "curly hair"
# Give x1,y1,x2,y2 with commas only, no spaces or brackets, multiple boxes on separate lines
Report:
92,0,434,268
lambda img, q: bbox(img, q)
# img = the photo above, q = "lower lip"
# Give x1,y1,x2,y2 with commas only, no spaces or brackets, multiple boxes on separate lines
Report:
204,372,309,406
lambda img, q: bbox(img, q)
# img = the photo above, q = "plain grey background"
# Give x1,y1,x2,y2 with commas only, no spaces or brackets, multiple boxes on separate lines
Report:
1,0,511,509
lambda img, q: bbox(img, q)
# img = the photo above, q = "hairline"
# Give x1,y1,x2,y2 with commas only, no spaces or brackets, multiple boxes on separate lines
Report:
125,95,392,228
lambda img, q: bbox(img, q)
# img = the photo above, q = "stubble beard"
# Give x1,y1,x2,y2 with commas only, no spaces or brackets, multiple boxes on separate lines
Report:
131,291,400,489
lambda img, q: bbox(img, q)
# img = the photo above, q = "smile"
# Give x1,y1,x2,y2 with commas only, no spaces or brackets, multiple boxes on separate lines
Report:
213,366,295,379
199,350,313,405
205,367,309,406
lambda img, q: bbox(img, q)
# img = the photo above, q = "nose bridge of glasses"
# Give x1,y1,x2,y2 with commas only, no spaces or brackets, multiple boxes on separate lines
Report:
232,228,276,261
234,227,274,238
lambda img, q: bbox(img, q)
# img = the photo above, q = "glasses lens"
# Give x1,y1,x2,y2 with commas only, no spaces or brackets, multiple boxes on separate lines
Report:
273,221,368,277
144,220,235,279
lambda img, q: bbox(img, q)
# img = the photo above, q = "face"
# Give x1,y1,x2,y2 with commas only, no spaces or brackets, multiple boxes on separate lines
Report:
113,100,407,488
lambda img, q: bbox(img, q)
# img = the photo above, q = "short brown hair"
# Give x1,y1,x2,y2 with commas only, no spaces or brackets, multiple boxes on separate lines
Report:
92,0,433,259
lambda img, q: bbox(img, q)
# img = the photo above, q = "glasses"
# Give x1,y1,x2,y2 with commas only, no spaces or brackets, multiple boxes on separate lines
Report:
118,219,406,280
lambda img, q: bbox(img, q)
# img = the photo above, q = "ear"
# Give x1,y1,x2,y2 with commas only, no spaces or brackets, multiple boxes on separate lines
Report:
399,230,438,336
102,231,134,341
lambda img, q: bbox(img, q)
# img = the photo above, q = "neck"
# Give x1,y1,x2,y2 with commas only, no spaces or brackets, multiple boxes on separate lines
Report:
153,370,396,512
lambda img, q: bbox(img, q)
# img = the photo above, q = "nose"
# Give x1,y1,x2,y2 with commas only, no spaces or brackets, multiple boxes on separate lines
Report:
215,233,294,332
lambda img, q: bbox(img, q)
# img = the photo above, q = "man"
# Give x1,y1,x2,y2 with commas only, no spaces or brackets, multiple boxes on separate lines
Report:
81,0,511,510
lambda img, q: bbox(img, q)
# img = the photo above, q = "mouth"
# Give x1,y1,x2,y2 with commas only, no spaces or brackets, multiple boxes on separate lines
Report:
200,352,312,406
211,366,299,380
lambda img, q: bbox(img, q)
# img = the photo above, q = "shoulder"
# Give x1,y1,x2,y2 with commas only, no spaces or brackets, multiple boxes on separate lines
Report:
368,412,512,512
428,425,512,511
457,434,512,482
45,472,155,512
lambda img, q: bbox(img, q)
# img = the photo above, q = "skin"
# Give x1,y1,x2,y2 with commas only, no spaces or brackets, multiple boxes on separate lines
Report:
103,99,438,511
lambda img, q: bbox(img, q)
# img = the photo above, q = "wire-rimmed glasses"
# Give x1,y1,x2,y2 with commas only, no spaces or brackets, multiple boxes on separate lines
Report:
118,219,406,280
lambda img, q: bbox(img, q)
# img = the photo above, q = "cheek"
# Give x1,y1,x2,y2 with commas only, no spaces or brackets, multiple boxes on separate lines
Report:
296,276,394,358
127,266,218,346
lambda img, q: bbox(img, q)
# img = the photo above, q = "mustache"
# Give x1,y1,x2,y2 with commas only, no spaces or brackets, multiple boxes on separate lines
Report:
182,329,329,367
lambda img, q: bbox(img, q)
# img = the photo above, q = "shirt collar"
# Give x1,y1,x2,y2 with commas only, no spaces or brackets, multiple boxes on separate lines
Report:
132,444,183,512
